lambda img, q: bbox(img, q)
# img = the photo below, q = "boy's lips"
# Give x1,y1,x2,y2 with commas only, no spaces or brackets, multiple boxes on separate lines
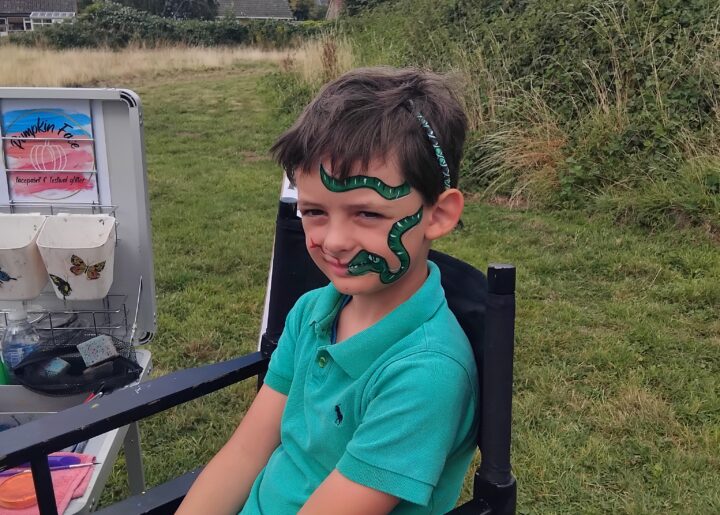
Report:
322,255,349,274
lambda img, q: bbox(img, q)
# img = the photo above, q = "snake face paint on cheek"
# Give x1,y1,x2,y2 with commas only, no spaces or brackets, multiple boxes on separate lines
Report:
319,164,423,284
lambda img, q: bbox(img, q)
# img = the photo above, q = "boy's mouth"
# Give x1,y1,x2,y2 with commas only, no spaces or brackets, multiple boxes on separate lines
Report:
322,254,348,267
321,255,350,274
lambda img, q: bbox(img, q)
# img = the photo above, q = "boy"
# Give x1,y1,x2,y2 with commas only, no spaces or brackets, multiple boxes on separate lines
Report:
178,67,478,514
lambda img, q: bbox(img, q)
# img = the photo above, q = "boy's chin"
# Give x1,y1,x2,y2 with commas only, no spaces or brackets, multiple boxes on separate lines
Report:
327,275,383,297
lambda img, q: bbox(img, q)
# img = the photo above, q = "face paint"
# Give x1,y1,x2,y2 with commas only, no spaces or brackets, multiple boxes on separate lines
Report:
318,163,422,284
320,163,411,200
347,206,423,283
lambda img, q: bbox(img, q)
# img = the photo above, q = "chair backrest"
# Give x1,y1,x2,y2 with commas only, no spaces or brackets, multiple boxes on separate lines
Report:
260,199,328,357
427,250,488,448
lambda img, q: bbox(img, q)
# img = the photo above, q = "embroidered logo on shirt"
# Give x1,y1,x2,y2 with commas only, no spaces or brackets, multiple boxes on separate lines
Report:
334,405,344,426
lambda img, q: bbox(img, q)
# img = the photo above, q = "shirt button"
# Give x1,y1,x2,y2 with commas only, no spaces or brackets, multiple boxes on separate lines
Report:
318,355,328,368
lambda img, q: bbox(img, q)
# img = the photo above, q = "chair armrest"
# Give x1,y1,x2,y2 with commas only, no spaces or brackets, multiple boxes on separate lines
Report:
447,499,492,515
0,352,269,470
95,467,205,515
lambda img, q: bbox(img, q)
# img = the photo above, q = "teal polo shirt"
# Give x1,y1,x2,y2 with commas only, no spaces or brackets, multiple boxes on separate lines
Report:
241,261,479,514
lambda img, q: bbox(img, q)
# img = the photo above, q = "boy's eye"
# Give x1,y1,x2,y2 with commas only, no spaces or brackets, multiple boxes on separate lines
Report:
301,209,325,217
358,211,383,219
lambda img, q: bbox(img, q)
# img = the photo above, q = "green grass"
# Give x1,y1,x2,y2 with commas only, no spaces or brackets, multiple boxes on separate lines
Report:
99,63,718,513
441,207,720,512
98,63,290,504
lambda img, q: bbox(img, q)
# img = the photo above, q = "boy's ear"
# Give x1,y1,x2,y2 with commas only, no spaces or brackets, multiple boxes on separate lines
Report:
424,188,464,241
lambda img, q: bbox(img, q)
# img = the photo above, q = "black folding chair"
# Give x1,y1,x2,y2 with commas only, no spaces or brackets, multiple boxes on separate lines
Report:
0,198,516,515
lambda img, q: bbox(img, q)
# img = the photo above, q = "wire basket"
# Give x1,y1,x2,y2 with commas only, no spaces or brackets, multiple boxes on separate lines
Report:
11,330,140,396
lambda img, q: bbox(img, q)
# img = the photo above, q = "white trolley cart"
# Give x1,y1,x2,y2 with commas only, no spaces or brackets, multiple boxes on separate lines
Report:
0,87,156,513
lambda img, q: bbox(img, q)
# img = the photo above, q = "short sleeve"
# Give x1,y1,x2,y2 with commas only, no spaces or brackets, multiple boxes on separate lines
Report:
263,298,305,395
336,352,477,507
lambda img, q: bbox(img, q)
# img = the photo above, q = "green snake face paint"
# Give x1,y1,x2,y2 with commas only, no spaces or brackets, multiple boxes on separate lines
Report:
347,206,423,283
320,163,411,200
319,164,422,284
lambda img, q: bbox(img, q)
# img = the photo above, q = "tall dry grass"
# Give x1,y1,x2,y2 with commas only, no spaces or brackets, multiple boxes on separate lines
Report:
451,2,720,211
285,34,355,85
451,33,569,205
0,45,291,87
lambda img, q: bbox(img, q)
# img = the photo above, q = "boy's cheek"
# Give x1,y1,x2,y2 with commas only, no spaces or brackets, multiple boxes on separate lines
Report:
306,234,321,250
302,223,322,249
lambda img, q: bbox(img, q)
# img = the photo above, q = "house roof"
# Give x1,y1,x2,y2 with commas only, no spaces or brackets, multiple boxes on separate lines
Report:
0,0,76,14
216,0,293,19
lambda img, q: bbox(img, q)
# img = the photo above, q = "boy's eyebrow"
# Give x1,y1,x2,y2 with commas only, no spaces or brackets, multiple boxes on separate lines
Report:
342,202,392,212
298,200,391,212
297,201,324,209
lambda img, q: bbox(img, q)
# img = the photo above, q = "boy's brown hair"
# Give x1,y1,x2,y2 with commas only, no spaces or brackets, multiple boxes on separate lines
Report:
271,66,468,204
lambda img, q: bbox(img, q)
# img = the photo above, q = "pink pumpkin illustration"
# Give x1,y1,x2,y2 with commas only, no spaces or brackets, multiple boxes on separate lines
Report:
30,141,68,171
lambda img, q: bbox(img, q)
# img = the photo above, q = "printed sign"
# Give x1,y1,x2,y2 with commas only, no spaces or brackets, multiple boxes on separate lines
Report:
1,99,99,203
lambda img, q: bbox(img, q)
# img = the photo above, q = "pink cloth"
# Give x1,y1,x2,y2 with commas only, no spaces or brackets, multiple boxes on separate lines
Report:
0,452,94,515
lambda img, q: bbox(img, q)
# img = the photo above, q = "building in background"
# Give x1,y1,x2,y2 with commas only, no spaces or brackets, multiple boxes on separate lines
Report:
0,0,77,36
216,0,293,20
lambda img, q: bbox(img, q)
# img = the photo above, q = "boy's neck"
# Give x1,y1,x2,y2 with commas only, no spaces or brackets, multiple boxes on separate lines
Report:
335,259,430,343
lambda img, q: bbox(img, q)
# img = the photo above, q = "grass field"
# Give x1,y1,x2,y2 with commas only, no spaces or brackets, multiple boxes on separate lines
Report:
0,44,290,87
37,60,716,512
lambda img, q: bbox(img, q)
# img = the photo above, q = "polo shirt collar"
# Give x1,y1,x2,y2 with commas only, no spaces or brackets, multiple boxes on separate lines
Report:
309,261,445,379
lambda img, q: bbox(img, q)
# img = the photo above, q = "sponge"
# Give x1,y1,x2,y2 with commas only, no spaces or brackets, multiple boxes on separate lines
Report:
76,335,118,367
42,357,71,377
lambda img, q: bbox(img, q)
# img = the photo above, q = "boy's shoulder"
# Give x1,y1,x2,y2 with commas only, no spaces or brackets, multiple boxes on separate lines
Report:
386,295,475,375
375,261,477,385
349,263,476,376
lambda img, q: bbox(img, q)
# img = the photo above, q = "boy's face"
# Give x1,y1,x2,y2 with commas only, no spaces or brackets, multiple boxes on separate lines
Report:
296,156,431,301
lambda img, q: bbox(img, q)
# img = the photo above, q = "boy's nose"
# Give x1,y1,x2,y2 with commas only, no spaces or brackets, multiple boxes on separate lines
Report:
321,222,352,256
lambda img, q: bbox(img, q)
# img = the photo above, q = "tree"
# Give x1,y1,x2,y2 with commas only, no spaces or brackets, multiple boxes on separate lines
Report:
289,0,313,20
344,0,394,16
95,0,166,15
77,0,96,12
162,0,218,19
290,0,328,20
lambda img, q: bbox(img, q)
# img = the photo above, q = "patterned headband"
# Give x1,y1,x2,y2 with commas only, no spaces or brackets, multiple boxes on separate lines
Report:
407,99,452,190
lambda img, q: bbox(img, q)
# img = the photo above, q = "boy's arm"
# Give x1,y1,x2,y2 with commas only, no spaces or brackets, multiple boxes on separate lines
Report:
299,470,400,515
176,384,287,515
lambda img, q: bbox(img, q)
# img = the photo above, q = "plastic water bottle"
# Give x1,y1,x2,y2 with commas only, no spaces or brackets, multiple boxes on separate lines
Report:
1,308,41,383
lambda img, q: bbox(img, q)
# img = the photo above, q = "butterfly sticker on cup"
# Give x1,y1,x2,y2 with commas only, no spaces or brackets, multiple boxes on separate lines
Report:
49,274,72,299
70,255,106,280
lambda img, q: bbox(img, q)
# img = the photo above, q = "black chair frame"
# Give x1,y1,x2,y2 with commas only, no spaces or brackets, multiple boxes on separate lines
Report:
0,199,517,515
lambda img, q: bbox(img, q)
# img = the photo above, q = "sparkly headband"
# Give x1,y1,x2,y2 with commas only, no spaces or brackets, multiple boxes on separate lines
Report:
408,100,452,190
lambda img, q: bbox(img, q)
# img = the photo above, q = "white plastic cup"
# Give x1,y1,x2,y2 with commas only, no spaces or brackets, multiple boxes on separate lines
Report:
37,215,116,300
0,214,48,301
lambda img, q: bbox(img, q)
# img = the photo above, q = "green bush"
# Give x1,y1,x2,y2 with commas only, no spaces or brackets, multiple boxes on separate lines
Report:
10,1,326,48
332,0,720,230
596,157,720,232
261,71,315,116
